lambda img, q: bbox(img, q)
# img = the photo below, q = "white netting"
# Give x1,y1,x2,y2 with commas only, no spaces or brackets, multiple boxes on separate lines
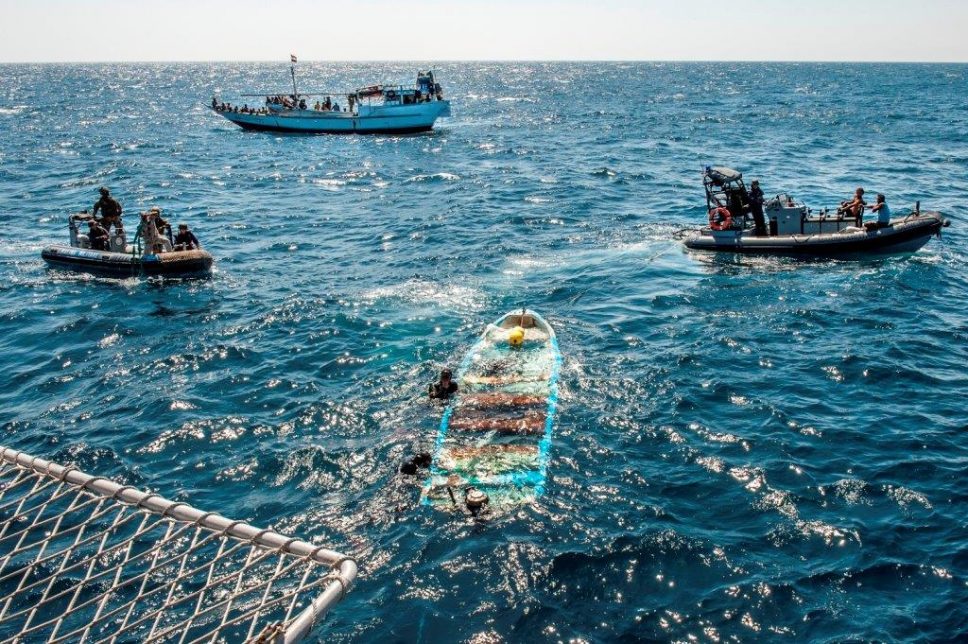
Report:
0,447,356,643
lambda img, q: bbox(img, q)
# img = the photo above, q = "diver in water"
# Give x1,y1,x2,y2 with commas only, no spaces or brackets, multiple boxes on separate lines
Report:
429,369,458,400
399,452,432,475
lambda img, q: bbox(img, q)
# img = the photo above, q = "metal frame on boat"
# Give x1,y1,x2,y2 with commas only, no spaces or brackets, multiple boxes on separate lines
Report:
0,446,356,643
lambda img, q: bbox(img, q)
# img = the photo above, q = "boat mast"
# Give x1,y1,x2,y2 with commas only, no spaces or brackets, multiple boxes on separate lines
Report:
290,54,298,98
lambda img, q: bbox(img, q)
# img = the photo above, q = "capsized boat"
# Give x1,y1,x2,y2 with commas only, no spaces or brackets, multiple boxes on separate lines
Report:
211,64,450,134
422,309,561,513
683,167,949,256
42,210,213,277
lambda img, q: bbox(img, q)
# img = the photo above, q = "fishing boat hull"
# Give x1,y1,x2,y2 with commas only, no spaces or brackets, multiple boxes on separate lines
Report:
422,310,561,510
213,101,451,134
41,245,214,277
684,212,947,256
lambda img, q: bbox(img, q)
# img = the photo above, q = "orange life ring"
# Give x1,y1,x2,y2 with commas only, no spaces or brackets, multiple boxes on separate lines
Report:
708,207,732,231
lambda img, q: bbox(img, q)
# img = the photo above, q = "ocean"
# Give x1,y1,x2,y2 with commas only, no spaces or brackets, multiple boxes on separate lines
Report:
0,61,966,641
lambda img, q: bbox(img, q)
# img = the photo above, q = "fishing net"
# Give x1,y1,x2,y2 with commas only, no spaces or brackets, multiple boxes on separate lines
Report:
0,447,355,643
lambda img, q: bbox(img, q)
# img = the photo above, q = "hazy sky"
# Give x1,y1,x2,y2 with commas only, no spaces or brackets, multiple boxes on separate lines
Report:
1,0,966,63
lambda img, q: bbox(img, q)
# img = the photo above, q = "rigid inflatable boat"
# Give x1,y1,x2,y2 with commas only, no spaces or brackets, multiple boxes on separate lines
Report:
42,211,213,278
683,167,949,256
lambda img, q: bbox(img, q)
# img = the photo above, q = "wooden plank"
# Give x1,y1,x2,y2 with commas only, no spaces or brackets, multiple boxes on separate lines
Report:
448,413,547,434
457,393,546,408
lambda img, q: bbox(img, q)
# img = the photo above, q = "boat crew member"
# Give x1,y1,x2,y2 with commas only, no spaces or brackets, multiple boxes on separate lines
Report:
87,220,110,251
92,187,123,231
147,207,173,243
173,224,200,250
749,180,766,236
869,194,891,229
840,187,866,226
429,369,458,400
211,97,217,109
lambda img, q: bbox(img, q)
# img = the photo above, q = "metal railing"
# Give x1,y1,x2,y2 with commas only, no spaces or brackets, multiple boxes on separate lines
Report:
0,446,356,643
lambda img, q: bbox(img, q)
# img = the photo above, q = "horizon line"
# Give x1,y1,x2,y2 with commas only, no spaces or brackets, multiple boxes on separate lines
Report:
2,58,967,65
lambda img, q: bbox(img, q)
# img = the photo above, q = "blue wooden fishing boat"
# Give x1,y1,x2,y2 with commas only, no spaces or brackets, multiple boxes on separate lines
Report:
211,63,450,134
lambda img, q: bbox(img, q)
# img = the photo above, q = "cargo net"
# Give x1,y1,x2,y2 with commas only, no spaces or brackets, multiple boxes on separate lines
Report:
0,447,356,643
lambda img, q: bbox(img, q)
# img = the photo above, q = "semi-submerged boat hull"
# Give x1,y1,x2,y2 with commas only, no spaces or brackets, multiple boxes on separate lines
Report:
422,310,561,510
213,101,451,134
42,245,214,277
684,212,946,256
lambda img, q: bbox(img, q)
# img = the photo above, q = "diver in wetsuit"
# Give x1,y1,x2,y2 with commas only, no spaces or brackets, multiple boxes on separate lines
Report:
429,369,458,400
92,187,123,231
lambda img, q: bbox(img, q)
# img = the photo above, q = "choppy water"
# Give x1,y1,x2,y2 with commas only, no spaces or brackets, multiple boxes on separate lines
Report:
1,62,967,642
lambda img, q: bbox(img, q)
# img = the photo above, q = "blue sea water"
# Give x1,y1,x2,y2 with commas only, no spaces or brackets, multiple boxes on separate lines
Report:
1,62,967,642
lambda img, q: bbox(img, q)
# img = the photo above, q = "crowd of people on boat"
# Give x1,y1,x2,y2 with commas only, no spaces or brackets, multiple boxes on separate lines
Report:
211,98,270,115
82,188,202,253
212,82,445,118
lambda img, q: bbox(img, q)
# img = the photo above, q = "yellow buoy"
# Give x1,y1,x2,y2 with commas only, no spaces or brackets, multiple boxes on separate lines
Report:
508,326,525,347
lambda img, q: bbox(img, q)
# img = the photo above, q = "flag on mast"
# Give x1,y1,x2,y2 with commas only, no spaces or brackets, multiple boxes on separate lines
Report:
290,54,298,63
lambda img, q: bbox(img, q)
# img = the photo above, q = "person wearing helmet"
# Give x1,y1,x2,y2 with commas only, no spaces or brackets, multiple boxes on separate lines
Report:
87,219,110,251
91,187,123,231
429,368,458,400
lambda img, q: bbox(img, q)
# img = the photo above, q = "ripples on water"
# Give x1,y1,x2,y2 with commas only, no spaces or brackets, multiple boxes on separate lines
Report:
0,62,966,641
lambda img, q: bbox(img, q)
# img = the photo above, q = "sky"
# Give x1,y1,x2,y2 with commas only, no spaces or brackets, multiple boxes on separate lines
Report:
1,0,966,63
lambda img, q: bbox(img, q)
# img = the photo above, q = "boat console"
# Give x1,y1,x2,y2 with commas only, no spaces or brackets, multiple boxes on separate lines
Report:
767,196,855,236
68,212,127,252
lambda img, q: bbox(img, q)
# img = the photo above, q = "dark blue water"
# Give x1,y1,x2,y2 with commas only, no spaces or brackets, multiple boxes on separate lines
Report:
1,62,966,642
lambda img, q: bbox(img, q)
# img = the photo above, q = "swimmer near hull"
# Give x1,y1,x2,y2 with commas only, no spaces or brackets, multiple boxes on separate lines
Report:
422,309,561,512
684,211,947,256
41,245,214,277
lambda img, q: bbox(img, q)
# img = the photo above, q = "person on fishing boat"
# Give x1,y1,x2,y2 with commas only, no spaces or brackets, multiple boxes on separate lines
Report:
87,220,110,251
839,187,866,225
429,369,458,400
173,224,200,251
92,187,123,231
749,179,766,236
869,194,891,229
